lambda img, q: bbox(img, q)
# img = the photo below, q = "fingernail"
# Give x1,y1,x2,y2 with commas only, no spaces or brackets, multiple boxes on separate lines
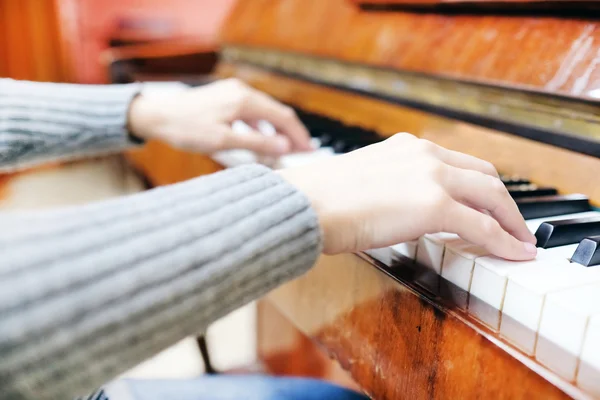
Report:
274,137,291,154
524,242,537,255
309,138,321,150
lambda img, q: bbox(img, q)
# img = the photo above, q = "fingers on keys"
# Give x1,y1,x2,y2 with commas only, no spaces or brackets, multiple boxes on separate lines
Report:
444,167,536,245
448,202,537,261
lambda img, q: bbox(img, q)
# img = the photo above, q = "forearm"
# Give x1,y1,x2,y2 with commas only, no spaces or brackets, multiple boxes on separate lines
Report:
0,164,321,400
0,79,142,171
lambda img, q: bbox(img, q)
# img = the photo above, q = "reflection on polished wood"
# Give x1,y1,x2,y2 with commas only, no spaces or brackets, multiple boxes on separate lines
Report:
221,45,600,151
265,253,577,399
221,0,600,99
257,300,361,392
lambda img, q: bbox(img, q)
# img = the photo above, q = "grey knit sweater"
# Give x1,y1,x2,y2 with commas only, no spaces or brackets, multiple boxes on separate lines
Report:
0,79,322,400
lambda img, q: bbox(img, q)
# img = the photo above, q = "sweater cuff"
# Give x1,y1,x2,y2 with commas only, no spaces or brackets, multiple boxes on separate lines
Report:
0,79,144,172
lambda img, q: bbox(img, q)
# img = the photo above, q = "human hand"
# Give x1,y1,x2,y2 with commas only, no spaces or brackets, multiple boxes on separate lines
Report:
279,133,537,260
128,79,313,156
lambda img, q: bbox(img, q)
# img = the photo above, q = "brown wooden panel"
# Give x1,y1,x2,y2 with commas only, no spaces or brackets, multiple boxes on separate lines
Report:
0,0,71,82
125,141,223,187
0,3,6,77
348,0,600,4
220,0,600,99
214,62,600,205
257,299,362,393
266,253,580,400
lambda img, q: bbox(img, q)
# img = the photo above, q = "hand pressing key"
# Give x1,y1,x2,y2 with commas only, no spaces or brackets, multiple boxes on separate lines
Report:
128,78,313,156
279,132,538,260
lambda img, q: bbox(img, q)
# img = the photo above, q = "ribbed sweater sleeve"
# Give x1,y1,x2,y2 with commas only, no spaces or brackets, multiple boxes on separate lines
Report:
0,78,141,172
0,164,322,400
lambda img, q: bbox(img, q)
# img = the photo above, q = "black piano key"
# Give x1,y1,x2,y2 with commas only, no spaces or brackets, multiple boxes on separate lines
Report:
332,139,347,153
516,194,591,220
292,106,382,151
535,216,600,248
344,144,362,152
501,175,530,185
318,133,335,146
572,236,600,266
506,184,558,199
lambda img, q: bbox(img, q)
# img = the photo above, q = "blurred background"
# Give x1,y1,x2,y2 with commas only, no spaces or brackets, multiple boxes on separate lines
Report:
0,0,235,84
0,0,252,380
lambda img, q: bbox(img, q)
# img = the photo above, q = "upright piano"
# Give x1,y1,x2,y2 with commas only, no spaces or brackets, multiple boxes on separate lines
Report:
125,0,600,398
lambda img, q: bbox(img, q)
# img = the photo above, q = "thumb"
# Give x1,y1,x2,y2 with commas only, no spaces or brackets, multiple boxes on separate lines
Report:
221,129,292,156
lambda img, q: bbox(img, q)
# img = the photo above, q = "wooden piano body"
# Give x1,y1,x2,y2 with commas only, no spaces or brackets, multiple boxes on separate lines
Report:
121,0,600,398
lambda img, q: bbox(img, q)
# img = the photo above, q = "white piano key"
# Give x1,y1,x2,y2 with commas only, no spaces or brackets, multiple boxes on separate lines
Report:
536,243,579,261
441,240,489,291
310,137,322,149
440,241,489,309
213,120,338,169
364,247,395,266
211,150,258,168
468,250,552,329
537,283,600,381
501,262,600,355
578,315,600,396
365,242,417,266
256,120,277,136
391,241,418,260
212,121,259,167
415,233,460,273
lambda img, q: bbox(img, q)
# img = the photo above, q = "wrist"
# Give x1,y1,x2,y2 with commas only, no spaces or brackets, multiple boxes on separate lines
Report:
278,168,340,254
127,95,161,142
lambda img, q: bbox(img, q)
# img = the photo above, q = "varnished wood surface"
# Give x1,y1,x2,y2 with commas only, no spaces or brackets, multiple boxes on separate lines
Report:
121,63,600,399
0,0,70,82
101,38,216,64
215,62,600,205
221,0,600,99
266,253,582,400
125,141,223,187
102,38,218,84
257,300,362,392
350,0,600,5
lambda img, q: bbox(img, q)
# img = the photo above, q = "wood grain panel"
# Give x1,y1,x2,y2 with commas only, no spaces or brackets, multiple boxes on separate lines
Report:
266,253,579,400
125,141,223,187
220,0,600,99
257,299,362,393
0,0,71,82
349,0,600,4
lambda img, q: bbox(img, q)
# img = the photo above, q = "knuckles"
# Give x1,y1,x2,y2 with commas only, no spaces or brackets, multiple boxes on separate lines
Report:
414,139,438,154
389,132,416,142
480,217,500,237
489,175,507,194
482,160,497,176
221,78,248,91
280,105,297,121
421,157,448,183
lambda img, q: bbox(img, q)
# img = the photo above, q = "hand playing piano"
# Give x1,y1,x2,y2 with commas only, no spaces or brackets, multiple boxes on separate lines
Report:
279,133,538,261
127,78,313,156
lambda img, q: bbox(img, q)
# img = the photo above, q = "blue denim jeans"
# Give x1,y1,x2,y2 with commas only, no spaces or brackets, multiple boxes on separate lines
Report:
104,375,369,400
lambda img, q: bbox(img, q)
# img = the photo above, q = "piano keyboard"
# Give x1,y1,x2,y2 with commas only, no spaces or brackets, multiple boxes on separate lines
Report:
215,108,600,393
